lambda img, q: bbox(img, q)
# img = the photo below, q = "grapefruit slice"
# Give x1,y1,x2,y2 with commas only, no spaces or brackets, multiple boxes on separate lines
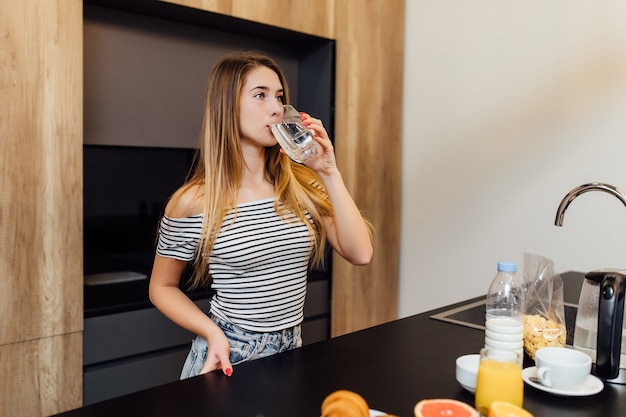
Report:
487,401,534,417
414,399,479,417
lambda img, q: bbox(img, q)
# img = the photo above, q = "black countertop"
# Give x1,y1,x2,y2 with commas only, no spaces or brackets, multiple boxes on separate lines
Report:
56,271,625,417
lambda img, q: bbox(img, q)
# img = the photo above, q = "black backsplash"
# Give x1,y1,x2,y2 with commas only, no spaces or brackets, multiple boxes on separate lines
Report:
83,145,200,315
83,144,195,270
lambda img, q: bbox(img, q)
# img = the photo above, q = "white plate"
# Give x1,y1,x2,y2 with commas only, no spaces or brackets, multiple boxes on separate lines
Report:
322,410,386,417
522,366,603,397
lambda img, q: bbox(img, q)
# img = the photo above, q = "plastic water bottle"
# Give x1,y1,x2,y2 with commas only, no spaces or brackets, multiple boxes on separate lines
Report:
485,261,524,362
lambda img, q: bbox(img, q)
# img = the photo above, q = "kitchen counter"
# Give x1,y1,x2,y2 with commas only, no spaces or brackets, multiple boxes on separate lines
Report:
55,271,625,417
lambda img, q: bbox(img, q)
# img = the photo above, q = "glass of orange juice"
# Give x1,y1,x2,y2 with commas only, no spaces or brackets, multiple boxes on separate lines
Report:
475,348,523,417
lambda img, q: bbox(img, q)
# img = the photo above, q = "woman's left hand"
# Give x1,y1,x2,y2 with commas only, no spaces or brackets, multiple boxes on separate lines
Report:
299,112,338,176
297,112,373,266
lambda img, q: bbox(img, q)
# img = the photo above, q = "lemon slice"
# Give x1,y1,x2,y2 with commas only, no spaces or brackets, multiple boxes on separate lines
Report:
488,401,534,417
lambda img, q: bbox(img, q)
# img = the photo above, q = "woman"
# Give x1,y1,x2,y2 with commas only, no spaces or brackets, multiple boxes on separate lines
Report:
149,51,373,379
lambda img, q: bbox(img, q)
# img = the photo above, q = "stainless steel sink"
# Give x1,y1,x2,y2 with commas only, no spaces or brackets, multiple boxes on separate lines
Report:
430,299,578,346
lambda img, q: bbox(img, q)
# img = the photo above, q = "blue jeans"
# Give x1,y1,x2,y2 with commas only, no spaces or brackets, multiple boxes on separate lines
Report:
180,314,302,379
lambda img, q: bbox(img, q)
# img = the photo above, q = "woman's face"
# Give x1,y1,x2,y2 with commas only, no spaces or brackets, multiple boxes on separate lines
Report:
238,65,285,150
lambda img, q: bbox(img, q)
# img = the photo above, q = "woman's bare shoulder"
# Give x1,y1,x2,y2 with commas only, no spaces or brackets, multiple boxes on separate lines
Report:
165,184,204,218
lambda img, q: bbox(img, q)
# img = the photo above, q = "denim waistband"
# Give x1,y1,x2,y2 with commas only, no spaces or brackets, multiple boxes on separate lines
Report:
210,312,301,340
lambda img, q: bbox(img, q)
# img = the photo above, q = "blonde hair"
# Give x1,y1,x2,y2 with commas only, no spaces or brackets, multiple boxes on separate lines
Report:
171,51,333,289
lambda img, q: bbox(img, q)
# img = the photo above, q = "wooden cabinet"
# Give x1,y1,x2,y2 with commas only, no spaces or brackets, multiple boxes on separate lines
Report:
166,0,335,38
0,0,83,415
0,0,403,414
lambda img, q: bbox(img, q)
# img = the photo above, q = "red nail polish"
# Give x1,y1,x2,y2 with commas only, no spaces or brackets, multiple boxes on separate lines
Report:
225,368,233,376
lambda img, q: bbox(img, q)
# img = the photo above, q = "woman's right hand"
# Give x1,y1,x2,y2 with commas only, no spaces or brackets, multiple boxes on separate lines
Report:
149,255,234,376
200,326,234,376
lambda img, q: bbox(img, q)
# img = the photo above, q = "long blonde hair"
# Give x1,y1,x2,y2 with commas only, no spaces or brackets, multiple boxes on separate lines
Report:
171,51,333,289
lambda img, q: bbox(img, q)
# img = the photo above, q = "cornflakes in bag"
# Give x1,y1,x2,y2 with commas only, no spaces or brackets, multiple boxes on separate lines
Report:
522,253,567,360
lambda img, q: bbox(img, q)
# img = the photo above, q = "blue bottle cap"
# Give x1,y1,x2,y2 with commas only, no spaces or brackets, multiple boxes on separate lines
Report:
497,261,517,272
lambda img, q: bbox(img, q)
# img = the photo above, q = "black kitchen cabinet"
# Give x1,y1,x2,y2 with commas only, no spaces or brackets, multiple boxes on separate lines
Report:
83,279,329,405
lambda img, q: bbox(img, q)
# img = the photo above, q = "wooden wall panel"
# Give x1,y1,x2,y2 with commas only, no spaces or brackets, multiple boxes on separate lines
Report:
167,0,334,39
161,0,232,15
0,0,83,344
331,0,404,335
231,0,335,39
0,334,82,417
0,0,83,414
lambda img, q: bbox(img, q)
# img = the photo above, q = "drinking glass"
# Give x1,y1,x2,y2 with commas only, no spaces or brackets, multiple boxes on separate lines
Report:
270,104,319,163
475,348,523,417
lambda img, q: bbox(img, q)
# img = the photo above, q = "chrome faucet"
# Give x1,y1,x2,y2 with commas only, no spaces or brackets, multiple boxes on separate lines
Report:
555,182,626,226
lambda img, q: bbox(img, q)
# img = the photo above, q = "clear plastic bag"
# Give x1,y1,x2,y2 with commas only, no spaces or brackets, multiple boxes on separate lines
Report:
522,253,567,360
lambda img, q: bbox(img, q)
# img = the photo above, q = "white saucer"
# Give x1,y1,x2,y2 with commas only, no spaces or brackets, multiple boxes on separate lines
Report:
322,409,385,417
522,366,603,397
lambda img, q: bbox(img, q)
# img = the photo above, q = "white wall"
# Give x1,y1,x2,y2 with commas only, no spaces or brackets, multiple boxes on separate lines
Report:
399,0,626,317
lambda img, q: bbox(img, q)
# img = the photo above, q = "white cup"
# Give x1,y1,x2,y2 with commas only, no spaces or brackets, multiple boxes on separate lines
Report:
456,353,480,393
535,347,591,390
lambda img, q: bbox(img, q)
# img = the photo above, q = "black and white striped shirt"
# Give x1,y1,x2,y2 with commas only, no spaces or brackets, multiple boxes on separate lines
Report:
157,198,315,332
